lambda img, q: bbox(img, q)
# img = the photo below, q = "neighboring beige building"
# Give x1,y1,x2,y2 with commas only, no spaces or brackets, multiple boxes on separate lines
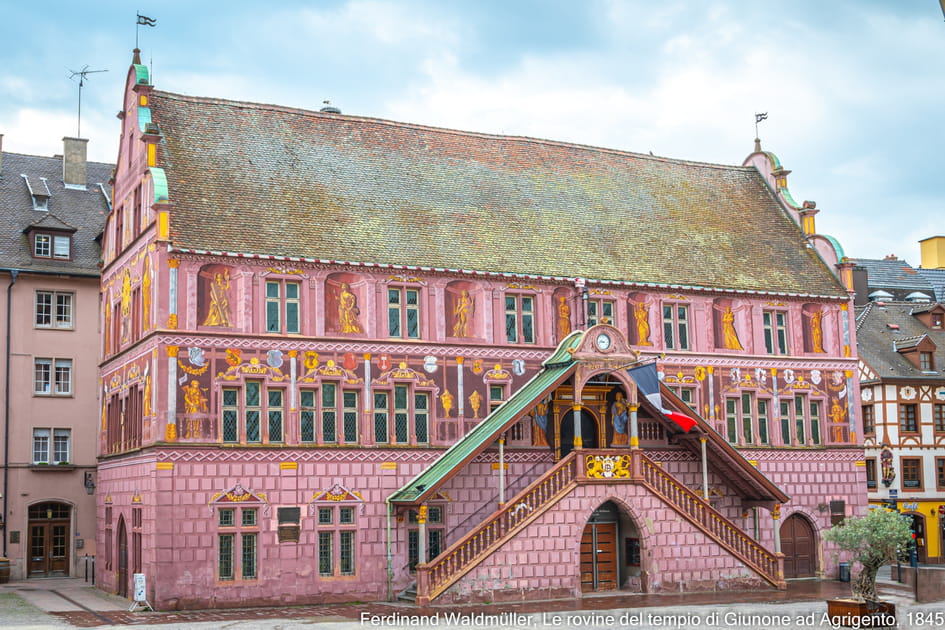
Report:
0,134,110,579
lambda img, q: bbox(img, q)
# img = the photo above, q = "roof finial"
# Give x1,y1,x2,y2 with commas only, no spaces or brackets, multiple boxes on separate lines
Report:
133,48,142,65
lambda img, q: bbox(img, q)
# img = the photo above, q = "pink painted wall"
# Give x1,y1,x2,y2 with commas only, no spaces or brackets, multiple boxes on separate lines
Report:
0,273,99,580
439,482,769,605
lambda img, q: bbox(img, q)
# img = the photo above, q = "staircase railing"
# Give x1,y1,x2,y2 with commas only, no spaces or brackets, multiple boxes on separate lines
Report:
414,448,783,604
414,451,578,605
446,459,552,542
638,452,784,588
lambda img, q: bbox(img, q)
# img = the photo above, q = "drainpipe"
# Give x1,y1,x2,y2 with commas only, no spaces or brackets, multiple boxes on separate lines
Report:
3,269,19,558
385,497,393,601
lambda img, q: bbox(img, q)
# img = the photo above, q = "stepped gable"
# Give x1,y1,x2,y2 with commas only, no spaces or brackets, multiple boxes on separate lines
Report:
149,91,845,297
0,152,111,274
856,300,945,379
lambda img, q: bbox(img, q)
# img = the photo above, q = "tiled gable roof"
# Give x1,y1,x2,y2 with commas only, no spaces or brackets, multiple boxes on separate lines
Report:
892,334,926,351
0,151,111,274
151,91,846,297
851,257,935,299
916,268,945,302
25,213,78,233
856,301,945,380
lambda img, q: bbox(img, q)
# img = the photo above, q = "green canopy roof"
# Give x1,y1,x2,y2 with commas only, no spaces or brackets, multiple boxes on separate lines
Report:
389,331,583,505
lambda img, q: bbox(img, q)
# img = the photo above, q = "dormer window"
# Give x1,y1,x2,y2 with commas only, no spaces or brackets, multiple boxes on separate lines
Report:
32,233,71,260
920,352,934,371
912,303,945,331
21,174,51,211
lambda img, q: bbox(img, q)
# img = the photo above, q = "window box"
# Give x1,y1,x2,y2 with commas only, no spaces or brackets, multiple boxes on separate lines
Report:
30,463,75,471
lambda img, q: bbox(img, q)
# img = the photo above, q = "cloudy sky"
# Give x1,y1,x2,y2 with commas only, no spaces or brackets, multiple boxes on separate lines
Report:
2,1,942,264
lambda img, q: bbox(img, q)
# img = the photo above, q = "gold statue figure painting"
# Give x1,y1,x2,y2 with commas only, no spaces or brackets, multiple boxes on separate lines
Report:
714,304,744,351
633,301,652,346
440,390,454,417
452,289,473,337
557,296,571,339
809,309,825,353
338,283,363,333
183,379,209,414
202,270,232,327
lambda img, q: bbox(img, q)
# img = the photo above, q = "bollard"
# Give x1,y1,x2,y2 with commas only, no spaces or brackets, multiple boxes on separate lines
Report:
84,554,89,582
838,562,850,582
91,556,95,585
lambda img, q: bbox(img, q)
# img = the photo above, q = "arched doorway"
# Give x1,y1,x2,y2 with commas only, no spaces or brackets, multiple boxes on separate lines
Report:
27,502,71,577
781,513,816,578
117,517,129,598
560,409,598,457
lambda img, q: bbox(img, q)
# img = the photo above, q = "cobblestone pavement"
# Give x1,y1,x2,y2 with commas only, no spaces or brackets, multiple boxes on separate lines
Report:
1,569,940,630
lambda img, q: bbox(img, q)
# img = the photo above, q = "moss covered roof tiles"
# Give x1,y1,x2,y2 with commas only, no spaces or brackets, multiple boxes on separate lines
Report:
151,91,845,296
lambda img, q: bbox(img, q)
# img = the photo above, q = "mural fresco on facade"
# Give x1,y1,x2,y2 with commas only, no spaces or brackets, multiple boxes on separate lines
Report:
95,50,866,609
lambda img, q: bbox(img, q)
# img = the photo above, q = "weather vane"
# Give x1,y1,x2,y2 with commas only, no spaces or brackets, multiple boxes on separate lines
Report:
754,112,768,139
68,65,108,137
136,12,157,48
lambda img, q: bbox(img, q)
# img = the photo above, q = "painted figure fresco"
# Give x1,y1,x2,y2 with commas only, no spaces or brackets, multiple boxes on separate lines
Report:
532,400,549,447
338,283,363,333
557,296,571,339
183,380,209,414
202,271,231,327
452,289,473,337
633,301,652,346
718,305,744,351
810,309,825,353
611,392,629,445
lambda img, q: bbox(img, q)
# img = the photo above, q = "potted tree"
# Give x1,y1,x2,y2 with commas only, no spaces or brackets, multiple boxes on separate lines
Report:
823,508,913,624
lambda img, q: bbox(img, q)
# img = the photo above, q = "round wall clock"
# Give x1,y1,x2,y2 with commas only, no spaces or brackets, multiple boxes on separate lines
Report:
596,333,612,351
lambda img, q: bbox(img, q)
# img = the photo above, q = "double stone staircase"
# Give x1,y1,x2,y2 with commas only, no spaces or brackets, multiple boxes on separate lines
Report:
408,448,785,605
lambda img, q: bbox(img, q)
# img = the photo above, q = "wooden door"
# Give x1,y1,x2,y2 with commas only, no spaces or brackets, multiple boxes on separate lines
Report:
781,514,815,578
580,522,618,592
28,503,70,577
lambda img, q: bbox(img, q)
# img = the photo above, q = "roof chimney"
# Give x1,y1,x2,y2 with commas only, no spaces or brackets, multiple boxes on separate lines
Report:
919,236,945,269
62,137,88,189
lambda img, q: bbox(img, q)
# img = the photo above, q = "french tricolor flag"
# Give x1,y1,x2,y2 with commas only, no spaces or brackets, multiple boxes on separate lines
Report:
628,363,697,432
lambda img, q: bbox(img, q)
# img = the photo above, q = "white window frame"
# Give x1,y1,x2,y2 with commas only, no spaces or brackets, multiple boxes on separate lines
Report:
504,293,536,344
265,279,300,334
32,428,71,464
34,358,71,395
587,298,615,327
35,291,74,329
34,234,51,258
387,286,420,339
662,302,690,350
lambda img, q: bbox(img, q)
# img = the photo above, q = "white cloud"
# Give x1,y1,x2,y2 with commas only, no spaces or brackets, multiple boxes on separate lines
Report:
1,108,118,164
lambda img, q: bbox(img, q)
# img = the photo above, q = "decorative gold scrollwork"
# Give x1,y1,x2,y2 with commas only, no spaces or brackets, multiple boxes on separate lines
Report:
585,454,632,479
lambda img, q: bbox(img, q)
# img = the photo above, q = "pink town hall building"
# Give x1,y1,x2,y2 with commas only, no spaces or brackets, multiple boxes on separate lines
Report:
96,50,866,609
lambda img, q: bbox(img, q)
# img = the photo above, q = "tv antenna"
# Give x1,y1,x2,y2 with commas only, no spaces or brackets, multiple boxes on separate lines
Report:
68,65,108,137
